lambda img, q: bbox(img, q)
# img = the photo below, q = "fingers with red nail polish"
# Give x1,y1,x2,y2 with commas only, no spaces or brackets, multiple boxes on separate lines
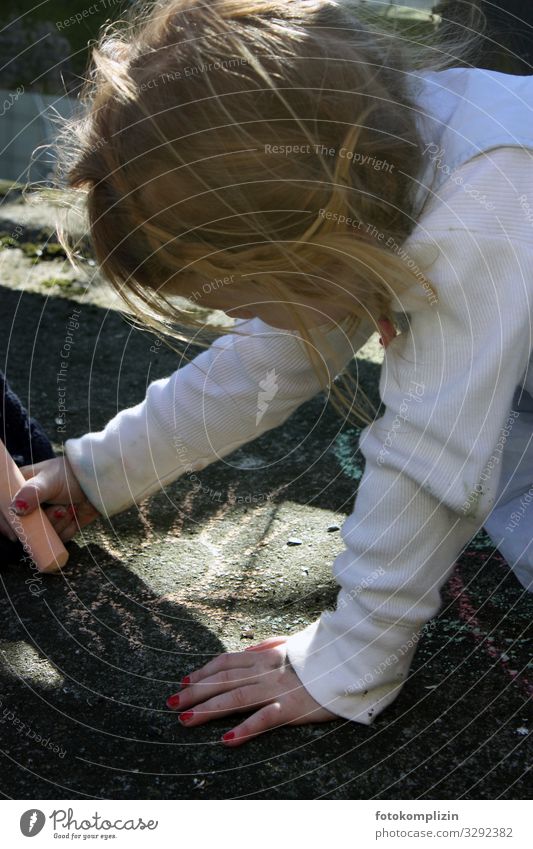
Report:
44,503,76,538
165,675,192,712
9,456,100,545
12,499,29,515
164,640,336,745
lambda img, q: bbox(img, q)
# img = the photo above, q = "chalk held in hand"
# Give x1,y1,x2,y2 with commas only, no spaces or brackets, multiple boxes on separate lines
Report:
0,438,68,573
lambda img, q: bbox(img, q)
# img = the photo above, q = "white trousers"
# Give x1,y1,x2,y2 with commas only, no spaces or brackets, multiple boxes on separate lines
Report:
483,376,533,591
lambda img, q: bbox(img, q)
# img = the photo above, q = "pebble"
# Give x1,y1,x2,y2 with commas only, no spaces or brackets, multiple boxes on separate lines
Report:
327,523,340,532
287,537,303,546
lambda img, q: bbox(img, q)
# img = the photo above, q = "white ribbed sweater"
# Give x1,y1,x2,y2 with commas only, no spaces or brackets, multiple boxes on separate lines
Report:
65,146,533,723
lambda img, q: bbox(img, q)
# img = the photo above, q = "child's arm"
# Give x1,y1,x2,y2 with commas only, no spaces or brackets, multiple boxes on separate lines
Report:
11,315,371,526
282,148,533,723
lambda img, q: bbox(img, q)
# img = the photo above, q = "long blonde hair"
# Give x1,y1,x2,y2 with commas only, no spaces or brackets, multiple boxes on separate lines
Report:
54,0,484,424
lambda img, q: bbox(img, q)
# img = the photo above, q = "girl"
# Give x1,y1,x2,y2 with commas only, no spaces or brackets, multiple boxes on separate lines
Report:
5,0,533,746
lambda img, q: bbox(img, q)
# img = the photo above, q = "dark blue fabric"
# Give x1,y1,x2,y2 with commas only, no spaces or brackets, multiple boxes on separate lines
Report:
0,371,55,564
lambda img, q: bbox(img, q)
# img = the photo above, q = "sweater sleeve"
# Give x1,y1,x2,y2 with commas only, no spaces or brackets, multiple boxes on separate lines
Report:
285,148,533,723
64,314,372,518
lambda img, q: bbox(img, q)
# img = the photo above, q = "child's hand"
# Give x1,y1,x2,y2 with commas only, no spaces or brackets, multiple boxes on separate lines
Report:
166,636,337,746
7,456,99,542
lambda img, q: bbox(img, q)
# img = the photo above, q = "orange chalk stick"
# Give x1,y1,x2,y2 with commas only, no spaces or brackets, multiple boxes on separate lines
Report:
0,438,69,572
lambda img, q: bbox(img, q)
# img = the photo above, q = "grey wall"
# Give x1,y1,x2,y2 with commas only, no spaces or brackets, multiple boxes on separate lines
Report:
0,89,77,184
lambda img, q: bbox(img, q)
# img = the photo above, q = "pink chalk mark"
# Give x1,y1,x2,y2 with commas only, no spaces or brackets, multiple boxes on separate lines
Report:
448,572,533,699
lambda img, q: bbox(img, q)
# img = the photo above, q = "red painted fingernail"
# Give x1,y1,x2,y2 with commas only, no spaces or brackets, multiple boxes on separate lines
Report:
54,508,66,519
222,731,235,742
179,711,194,723
14,499,29,512
181,675,190,686
166,694,180,709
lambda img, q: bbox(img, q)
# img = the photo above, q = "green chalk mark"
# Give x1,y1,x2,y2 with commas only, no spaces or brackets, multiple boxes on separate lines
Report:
333,429,364,482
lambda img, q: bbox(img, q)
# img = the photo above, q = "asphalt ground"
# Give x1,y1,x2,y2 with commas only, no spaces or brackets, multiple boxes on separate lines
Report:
0,187,531,798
